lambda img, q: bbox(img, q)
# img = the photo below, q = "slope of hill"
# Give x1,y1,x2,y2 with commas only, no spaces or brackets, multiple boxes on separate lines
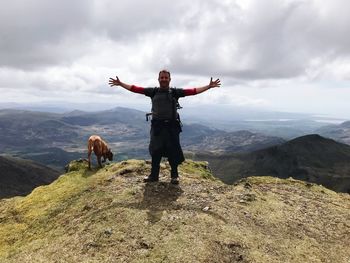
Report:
0,156,60,198
0,159,349,262
14,147,84,172
192,134,350,193
317,120,350,145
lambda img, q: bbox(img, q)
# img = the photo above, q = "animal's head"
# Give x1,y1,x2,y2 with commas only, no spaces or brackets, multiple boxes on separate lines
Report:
107,149,114,161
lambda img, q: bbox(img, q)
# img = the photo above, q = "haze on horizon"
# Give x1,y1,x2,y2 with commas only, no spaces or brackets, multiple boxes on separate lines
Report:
1,0,350,119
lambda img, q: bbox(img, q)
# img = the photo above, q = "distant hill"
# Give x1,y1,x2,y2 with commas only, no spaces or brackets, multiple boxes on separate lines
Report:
0,159,349,262
317,120,350,145
62,107,146,127
182,128,285,153
0,155,60,198
0,107,150,168
0,107,148,149
193,134,350,193
0,108,286,170
0,109,80,149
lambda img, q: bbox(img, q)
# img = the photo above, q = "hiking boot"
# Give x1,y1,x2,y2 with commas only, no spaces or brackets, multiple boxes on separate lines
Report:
170,177,179,185
171,169,179,178
143,175,159,183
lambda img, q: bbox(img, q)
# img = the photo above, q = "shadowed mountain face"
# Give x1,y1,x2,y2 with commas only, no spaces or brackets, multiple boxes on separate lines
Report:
193,134,350,193
0,156,60,199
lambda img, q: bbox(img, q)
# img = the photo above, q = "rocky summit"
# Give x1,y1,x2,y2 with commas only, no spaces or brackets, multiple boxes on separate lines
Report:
0,159,349,262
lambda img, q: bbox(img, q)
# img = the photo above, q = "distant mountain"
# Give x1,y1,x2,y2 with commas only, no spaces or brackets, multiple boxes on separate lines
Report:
181,105,336,139
0,107,148,148
61,107,146,127
342,121,350,128
0,155,60,198
0,108,150,164
0,108,287,170
193,134,350,193
0,109,79,149
2,102,346,138
182,128,285,153
317,120,350,145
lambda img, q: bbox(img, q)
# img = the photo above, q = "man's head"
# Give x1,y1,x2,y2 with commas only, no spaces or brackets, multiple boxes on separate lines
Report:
158,69,171,89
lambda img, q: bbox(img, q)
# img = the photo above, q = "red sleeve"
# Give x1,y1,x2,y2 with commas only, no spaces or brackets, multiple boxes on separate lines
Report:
130,85,145,94
183,88,197,96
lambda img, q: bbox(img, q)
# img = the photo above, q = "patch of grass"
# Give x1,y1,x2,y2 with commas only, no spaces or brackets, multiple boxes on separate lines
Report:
179,160,214,180
0,159,122,258
241,176,337,195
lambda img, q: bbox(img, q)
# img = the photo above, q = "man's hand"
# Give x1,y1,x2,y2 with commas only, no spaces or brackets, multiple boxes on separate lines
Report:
193,77,221,94
209,77,221,88
108,76,133,90
109,76,122,87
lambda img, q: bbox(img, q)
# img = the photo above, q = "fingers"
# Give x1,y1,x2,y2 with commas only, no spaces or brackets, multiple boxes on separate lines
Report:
108,78,115,86
108,76,120,87
209,77,221,88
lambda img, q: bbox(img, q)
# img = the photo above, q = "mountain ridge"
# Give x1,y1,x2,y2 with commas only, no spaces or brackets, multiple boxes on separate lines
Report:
192,134,350,193
0,159,349,262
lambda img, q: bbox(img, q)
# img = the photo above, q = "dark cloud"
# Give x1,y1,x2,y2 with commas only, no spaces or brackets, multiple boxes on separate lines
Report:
0,0,93,69
1,0,350,81
141,0,350,80
0,0,185,69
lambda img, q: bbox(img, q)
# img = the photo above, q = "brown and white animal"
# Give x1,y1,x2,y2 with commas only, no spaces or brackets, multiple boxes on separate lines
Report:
87,135,113,169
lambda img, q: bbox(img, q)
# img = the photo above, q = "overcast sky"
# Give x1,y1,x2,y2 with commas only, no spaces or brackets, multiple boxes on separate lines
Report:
1,0,350,118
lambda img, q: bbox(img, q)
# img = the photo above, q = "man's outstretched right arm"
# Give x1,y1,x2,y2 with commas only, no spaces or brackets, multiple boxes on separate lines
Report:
108,76,145,94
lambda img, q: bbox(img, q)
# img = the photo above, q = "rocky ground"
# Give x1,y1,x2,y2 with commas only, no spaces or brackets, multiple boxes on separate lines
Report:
0,159,349,262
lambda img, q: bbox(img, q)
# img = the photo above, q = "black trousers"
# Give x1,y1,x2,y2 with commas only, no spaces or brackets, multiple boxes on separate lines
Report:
150,150,179,179
149,120,184,179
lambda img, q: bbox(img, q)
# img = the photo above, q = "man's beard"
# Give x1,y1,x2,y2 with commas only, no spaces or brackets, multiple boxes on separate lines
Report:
160,82,169,88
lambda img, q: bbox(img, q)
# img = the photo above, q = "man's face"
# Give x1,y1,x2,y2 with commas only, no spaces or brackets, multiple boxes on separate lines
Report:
158,72,171,89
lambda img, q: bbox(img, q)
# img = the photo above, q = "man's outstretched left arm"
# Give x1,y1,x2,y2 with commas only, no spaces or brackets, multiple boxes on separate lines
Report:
184,77,221,96
195,77,221,94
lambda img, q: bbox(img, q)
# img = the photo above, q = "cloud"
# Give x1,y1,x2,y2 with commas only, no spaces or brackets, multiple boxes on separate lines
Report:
2,0,350,79
0,0,94,69
152,0,350,80
1,0,350,118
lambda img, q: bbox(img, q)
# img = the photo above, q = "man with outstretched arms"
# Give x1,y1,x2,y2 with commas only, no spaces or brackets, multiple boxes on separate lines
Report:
109,70,221,184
